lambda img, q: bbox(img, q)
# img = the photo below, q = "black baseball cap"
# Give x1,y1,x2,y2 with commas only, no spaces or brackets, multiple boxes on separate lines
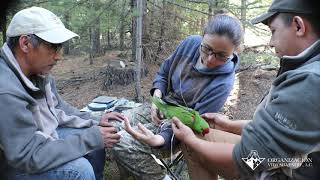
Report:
251,0,318,25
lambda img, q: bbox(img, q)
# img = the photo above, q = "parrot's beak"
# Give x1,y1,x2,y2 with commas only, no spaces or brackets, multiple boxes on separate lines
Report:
202,128,210,136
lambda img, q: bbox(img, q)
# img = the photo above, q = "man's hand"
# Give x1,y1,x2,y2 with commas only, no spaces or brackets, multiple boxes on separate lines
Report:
98,124,121,148
201,113,231,132
123,117,164,147
172,117,196,145
98,112,126,148
202,113,249,135
99,112,126,126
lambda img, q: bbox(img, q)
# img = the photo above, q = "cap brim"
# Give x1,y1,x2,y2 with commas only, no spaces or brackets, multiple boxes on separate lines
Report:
251,11,277,25
35,27,79,44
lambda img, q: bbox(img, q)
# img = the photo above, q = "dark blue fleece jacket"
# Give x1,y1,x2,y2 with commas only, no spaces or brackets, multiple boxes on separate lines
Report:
150,35,239,149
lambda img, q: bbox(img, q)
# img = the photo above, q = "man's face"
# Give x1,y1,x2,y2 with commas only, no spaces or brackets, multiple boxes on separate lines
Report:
268,15,299,58
200,34,235,68
26,36,62,75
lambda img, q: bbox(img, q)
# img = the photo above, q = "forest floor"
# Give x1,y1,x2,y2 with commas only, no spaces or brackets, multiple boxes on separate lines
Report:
51,50,277,180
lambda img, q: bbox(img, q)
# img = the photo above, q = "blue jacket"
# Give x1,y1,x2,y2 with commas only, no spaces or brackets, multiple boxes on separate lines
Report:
151,35,239,114
151,35,239,148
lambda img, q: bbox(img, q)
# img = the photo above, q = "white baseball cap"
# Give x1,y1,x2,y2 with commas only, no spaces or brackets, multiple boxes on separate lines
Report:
6,6,79,44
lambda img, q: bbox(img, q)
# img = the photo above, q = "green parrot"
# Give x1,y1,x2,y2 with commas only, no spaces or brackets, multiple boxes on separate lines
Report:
151,96,210,136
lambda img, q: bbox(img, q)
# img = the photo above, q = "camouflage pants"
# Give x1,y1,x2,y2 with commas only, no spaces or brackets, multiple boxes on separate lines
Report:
111,105,170,180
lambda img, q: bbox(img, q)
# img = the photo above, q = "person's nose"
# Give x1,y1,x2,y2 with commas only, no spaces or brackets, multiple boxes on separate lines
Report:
269,36,275,48
53,51,63,61
208,53,216,60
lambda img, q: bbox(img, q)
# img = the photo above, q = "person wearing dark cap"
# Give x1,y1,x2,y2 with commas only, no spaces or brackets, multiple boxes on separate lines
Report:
0,7,127,180
171,0,320,179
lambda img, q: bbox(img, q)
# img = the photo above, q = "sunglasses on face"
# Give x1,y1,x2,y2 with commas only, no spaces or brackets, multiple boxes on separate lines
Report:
27,35,63,53
200,44,230,62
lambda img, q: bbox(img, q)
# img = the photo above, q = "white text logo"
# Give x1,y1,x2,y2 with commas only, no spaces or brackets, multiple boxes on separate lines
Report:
242,150,265,170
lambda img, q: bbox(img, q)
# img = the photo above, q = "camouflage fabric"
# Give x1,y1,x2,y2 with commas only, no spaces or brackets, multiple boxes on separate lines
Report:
111,105,171,180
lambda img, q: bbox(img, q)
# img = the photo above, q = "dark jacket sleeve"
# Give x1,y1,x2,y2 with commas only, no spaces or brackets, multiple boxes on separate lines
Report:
157,125,179,150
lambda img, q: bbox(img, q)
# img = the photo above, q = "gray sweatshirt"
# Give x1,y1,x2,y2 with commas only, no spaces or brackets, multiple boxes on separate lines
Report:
233,40,320,179
0,43,104,173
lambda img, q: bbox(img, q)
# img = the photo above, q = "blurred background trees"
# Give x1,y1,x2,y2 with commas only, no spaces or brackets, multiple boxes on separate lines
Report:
1,0,275,101
1,0,272,62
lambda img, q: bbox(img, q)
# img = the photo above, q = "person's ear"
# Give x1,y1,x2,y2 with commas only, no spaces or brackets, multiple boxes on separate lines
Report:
19,35,30,53
292,16,306,37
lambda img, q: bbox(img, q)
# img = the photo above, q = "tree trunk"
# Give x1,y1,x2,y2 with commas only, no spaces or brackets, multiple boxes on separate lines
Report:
91,16,101,57
119,0,126,50
155,0,165,61
142,0,149,40
149,0,156,36
90,1,102,58
241,0,247,33
135,0,143,102
131,0,137,62
107,29,112,49
89,28,94,65
208,0,213,19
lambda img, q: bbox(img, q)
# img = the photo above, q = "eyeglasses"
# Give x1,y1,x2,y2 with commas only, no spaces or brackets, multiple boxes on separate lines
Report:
41,41,63,53
200,44,230,62
27,35,63,53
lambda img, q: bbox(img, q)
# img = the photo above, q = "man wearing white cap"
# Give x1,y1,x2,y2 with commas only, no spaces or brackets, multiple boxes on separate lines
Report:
0,7,126,180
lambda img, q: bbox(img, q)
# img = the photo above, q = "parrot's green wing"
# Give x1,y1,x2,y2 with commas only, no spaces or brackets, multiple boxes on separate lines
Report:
151,97,209,135
151,96,209,135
